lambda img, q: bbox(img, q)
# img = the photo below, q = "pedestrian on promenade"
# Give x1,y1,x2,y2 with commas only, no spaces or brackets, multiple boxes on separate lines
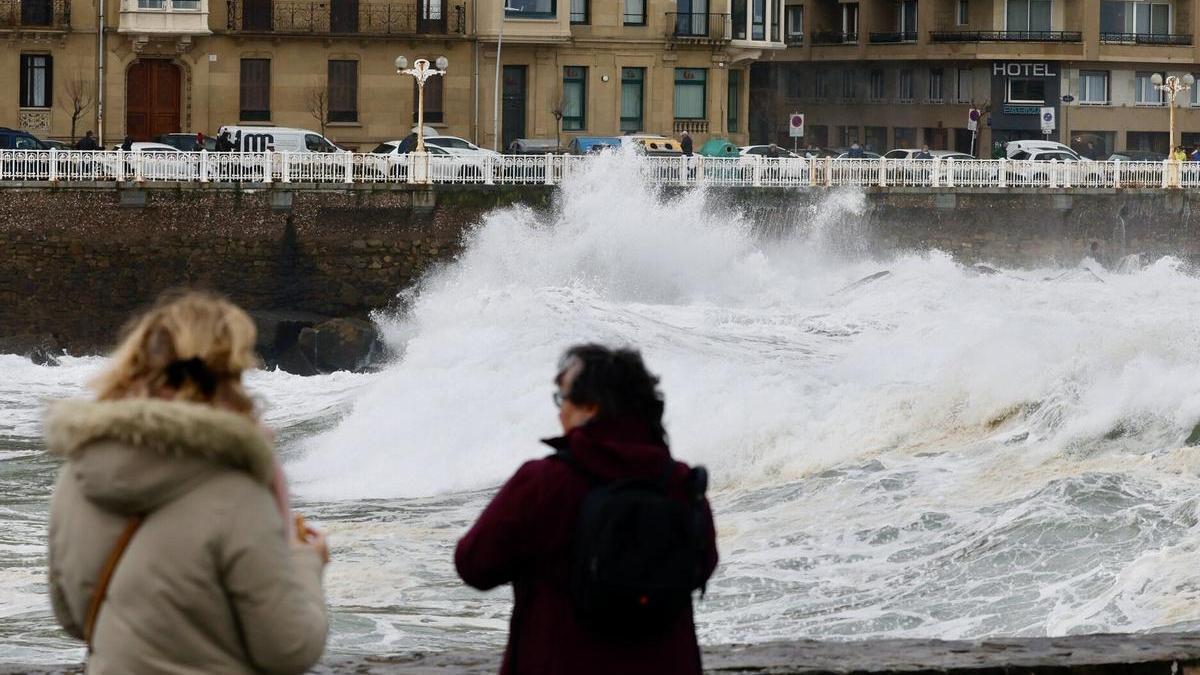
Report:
848,142,864,158
456,344,718,675
119,135,133,152
1191,146,1200,162
192,132,206,151
991,141,1005,159
216,129,234,152
44,290,329,675
1174,146,1188,162
75,131,98,151
915,144,933,160
680,130,693,156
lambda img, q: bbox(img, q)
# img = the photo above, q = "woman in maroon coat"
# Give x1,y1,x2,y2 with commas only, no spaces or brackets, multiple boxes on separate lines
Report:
456,344,719,675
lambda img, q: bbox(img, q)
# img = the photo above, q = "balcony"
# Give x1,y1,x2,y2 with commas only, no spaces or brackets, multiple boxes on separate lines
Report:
0,0,70,30
812,30,857,44
227,0,465,35
785,31,803,45
869,30,917,42
674,119,709,134
930,30,1082,42
665,12,731,43
1099,31,1191,45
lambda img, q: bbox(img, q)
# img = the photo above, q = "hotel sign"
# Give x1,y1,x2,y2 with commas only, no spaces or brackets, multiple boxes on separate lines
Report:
1002,105,1041,115
993,62,1057,78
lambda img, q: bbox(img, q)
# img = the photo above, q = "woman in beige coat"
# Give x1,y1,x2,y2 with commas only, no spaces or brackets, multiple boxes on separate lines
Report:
45,291,330,674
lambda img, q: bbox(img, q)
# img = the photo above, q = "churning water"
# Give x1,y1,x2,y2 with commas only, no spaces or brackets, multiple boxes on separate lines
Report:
5,152,1200,663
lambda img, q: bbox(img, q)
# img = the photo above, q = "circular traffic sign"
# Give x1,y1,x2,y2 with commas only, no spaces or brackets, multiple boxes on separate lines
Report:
790,114,804,127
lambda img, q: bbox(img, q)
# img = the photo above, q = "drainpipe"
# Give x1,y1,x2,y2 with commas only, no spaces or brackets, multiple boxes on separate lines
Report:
472,0,479,145
96,0,105,145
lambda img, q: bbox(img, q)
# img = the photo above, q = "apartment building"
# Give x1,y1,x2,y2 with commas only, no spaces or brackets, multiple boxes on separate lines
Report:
749,0,1200,156
1,0,783,149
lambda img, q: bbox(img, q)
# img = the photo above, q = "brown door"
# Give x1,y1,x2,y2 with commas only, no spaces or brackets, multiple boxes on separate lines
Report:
330,0,358,32
126,60,181,141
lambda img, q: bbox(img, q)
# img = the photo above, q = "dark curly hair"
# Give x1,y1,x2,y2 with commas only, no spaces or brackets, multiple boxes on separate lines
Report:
556,344,667,445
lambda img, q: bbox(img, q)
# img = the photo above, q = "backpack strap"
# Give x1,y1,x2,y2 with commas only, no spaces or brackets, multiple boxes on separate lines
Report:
84,515,143,654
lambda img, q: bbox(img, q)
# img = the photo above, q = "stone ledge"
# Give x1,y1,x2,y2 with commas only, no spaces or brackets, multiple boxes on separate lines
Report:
6,633,1200,674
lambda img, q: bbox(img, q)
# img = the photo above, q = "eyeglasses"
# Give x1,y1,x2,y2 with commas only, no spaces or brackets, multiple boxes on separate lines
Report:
553,391,564,408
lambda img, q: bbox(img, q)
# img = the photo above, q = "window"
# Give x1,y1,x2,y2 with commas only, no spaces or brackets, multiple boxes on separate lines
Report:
328,60,357,123
414,66,444,123
562,66,586,131
1127,130,1169,153
928,68,944,101
842,3,858,35
839,125,859,146
956,68,973,102
507,0,554,18
570,0,587,23
727,70,740,132
1135,72,1164,104
787,68,804,98
865,126,887,152
1191,74,1200,105
1007,78,1045,103
753,0,766,39
815,70,830,99
869,69,884,101
305,134,335,152
898,0,916,33
894,126,917,147
1101,0,1169,34
621,67,644,132
956,0,968,24
674,68,706,119
1006,0,1051,31
786,4,803,37
239,58,270,121
898,69,913,101
624,0,645,24
19,54,51,108
1080,70,1109,104
841,70,856,100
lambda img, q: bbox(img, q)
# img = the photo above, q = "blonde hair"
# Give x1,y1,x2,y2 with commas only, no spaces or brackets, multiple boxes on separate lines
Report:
93,290,259,415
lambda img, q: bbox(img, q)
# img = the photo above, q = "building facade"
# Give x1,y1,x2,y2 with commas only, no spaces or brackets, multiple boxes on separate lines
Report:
1,0,785,149
750,0,1200,156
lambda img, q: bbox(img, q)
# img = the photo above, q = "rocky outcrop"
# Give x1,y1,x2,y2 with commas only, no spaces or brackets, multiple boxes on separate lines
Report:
250,311,385,376
0,333,64,366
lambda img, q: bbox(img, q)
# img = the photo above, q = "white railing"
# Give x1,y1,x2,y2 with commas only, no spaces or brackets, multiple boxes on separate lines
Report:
2,150,1198,190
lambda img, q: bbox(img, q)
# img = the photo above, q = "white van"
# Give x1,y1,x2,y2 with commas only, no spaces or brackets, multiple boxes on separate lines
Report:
217,126,343,154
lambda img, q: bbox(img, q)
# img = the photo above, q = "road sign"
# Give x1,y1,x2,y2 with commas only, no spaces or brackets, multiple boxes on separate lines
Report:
1040,107,1056,134
967,108,981,132
1061,94,1075,103
789,112,805,138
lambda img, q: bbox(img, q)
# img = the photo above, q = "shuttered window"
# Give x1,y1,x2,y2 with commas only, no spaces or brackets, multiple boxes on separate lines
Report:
239,58,270,121
328,60,358,123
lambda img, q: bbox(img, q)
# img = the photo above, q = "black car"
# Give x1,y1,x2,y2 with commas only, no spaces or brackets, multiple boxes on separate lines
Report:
155,133,218,152
0,127,49,150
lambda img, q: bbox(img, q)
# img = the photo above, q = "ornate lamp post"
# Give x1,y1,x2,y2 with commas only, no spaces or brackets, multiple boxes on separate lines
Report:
395,55,449,154
1151,72,1194,151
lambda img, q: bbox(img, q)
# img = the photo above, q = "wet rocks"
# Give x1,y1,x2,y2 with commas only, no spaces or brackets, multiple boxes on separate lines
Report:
0,333,64,366
250,311,384,376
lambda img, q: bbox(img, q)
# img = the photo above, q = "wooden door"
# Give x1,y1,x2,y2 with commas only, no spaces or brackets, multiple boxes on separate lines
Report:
126,60,181,141
502,65,526,152
330,0,358,33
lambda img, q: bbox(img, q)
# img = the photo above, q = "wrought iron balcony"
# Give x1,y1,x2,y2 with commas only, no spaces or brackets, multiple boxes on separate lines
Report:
0,0,70,30
228,0,465,35
1100,31,1191,45
811,30,857,44
665,12,730,42
784,31,803,45
869,30,918,43
930,30,1082,42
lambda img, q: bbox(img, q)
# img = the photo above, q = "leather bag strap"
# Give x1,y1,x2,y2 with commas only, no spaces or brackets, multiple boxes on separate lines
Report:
83,515,143,653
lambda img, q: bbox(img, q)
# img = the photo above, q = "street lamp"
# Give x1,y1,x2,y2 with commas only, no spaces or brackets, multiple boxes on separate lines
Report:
1151,72,1194,151
396,55,449,154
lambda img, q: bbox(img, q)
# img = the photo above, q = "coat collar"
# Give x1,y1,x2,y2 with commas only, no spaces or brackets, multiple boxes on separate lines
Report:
44,398,275,485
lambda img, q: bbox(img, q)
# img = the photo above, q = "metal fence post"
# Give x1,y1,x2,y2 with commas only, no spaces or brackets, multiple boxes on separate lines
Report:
344,151,353,184
200,150,210,183
281,151,291,183
544,153,555,185
407,152,416,185
931,158,941,188
485,154,494,185
808,156,818,186
824,156,832,187
997,158,1007,188
878,158,887,187
678,154,688,186
134,152,144,183
752,155,762,187
1162,159,1170,189
262,152,272,184
48,148,58,182
1112,159,1121,189
945,158,955,188
115,151,125,182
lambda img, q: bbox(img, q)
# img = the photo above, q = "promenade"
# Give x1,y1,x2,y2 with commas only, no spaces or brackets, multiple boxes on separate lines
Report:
1,150,1198,190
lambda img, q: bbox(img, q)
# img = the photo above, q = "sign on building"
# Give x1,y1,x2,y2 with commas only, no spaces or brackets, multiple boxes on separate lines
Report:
1040,107,1056,134
789,112,805,138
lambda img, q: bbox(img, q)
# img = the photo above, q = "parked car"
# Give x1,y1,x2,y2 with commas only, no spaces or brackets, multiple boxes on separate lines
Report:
0,127,49,150
156,133,217,152
367,139,496,180
739,144,803,158
565,136,622,154
834,149,883,160
1108,150,1167,162
41,139,70,150
1004,142,1105,185
1005,140,1082,161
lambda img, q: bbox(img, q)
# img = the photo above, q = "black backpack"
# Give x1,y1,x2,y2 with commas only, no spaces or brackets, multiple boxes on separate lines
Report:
553,450,710,636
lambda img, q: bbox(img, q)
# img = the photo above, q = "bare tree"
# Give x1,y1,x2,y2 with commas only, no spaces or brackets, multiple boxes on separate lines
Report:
551,96,565,151
305,83,330,140
59,73,95,145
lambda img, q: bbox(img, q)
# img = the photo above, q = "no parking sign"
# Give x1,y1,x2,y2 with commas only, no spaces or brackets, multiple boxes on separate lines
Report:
1040,107,1056,134
788,113,805,138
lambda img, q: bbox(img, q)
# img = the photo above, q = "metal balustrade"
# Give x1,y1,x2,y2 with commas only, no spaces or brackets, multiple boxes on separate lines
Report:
3,150,1200,190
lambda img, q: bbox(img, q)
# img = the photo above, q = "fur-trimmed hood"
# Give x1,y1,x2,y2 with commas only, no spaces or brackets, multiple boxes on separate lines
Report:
44,398,275,515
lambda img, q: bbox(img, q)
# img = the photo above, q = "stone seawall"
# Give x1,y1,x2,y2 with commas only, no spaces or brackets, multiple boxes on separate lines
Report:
2,184,1198,355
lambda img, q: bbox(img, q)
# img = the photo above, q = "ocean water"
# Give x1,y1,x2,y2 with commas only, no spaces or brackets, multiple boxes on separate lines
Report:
4,152,1200,663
